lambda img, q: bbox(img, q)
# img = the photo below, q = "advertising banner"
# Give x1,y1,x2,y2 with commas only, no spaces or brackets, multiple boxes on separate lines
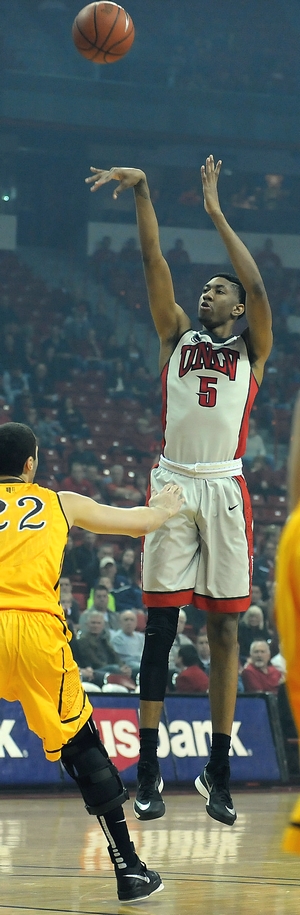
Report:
0,694,281,786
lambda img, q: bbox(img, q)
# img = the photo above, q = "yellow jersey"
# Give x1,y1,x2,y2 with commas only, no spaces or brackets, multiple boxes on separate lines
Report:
0,481,69,616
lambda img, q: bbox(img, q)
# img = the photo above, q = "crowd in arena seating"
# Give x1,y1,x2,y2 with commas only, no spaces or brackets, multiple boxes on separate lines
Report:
3,0,300,98
0,239,297,752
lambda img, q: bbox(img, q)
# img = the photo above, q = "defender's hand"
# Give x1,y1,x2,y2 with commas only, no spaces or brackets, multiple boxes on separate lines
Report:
201,155,222,217
85,166,146,198
149,483,184,518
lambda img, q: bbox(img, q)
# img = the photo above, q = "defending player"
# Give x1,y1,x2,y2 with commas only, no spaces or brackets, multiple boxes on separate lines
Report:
86,156,272,827
0,422,183,903
275,394,300,853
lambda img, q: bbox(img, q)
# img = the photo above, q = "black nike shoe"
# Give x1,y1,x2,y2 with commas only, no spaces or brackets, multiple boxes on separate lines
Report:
133,763,165,820
195,765,237,826
108,845,164,903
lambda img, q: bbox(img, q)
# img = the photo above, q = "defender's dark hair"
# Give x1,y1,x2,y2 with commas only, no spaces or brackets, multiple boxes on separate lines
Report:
0,423,37,475
209,272,246,306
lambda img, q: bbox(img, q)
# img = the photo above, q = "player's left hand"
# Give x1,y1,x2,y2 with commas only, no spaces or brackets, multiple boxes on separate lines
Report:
201,155,222,217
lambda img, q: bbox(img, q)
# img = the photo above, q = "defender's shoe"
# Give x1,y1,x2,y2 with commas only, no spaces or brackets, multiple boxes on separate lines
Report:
133,764,165,820
195,765,237,826
108,846,164,903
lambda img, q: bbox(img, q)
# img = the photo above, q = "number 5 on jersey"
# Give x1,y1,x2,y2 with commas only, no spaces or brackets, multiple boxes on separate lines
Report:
197,376,218,408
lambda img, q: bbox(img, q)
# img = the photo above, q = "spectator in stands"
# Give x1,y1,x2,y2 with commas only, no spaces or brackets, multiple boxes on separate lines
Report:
32,362,58,410
110,611,145,682
67,437,98,468
3,367,30,406
71,610,128,687
253,537,277,598
0,294,18,329
244,416,267,466
0,332,23,372
119,237,141,276
175,644,209,694
250,583,268,620
166,238,191,281
241,639,284,693
87,583,120,632
99,555,117,588
59,396,89,439
64,301,91,342
255,237,282,273
89,236,116,285
238,605,270,664
106,464,142,507
168,608,193,670
82,461,105,503
34,411,63,448
61,460,95,498
195,629,211,676
129,365,153,403
116,547,136,581
127,334,145,375
59,576,81,634
105,333,126,363
67,530,100,591
21,338,38,379
107,358,128,398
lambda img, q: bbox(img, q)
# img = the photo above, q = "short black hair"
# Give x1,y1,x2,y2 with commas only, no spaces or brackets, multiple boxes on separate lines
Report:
178,644,201,667
209,273,246,306
0,422,37,475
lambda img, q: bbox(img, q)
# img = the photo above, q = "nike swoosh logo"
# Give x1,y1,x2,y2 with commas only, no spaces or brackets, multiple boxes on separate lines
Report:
124,874,150,883
225,806,236,814
135,800,151,810
228,504,238,511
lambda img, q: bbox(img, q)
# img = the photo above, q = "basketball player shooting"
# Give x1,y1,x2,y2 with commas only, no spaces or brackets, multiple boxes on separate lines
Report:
86,155,273,826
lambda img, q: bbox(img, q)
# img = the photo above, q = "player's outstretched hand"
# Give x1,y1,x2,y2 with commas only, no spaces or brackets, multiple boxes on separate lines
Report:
85,166,146,198
201,155,222,217
149,483,184,518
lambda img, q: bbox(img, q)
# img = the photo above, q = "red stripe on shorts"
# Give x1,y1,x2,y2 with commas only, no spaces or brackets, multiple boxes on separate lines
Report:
142,588,194,608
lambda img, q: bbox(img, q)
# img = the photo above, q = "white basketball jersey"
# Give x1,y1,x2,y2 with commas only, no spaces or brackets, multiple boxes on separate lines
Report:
161,330,258,465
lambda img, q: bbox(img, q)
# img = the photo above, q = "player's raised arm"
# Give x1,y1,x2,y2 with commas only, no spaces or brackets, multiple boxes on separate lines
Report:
201,155,273,384
58,483,183,536
85,166,190,363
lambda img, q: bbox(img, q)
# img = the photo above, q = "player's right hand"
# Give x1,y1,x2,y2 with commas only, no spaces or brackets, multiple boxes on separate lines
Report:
149,483,184,518
85,166,146,198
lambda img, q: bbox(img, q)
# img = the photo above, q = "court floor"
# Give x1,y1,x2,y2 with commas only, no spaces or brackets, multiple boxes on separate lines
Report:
1,789,300,915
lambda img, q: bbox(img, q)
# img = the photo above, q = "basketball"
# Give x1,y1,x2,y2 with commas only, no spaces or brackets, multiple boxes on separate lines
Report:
72,2,135,64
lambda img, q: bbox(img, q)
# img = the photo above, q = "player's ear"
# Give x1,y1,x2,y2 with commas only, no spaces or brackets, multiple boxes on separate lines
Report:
232,303,245,318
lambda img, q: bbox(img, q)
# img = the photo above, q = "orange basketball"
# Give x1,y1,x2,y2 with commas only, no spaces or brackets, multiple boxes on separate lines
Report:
72,2,135,64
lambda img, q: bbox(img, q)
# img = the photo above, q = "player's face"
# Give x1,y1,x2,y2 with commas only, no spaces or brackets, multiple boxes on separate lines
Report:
198,277,242,330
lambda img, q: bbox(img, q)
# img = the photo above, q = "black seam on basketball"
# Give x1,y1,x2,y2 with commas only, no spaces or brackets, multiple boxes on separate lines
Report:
103,25,134,52
93,3,98,44
98,5,121,52
74,16,98,46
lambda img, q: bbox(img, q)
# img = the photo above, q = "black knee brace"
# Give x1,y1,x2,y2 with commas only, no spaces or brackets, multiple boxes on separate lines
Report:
139,606,179,701
61,717,129,816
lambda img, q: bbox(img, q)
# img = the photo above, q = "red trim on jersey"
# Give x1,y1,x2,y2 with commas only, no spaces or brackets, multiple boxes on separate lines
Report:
234,371,259,459
161,362,169,455
142,588,194,608
235,472,253,592
193,593,251,614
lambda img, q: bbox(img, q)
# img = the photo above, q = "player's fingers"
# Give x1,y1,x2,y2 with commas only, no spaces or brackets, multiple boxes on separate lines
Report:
113,176,133,198
215,159,222,177
85,167,104,183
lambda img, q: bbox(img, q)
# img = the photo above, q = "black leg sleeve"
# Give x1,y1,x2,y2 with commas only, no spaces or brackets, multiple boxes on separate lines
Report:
139,607,179,701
